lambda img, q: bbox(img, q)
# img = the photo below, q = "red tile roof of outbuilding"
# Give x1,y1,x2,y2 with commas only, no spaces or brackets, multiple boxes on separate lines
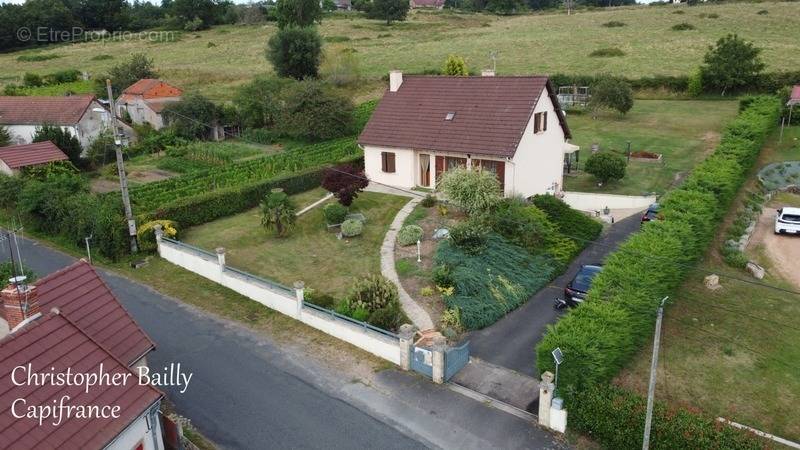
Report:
34,260,155,366
0,313,162,450
0,141,68,169
790,85,800,103
358,75,571,158
0,95,96,126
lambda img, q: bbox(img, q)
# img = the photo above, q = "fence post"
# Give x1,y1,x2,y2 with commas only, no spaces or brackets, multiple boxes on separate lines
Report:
294,281,304,319
431,336,447,384
215,247,226,282
538,371,555,429
398,324,416,371
153,224,163,256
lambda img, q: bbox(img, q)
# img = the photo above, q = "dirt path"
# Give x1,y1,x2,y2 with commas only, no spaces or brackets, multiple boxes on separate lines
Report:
747,202,800,289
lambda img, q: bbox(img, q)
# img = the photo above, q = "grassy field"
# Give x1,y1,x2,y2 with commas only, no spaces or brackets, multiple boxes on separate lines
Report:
615,126,800,442
2,2,799,100
563,99,739,195
182,189,409,297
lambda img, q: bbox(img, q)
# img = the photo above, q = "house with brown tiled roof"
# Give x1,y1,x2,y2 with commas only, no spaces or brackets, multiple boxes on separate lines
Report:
0,141,69,176
117,79,183,130
0,95,130,150
358,71,578,198
410,0,445,8
0,312,164,450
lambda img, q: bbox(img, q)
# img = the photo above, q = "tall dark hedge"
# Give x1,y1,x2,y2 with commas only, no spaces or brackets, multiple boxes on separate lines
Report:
535,96,780,447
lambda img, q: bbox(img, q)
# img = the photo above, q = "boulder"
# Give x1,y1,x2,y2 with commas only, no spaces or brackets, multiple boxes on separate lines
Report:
746,262,765,280
704,274,721,291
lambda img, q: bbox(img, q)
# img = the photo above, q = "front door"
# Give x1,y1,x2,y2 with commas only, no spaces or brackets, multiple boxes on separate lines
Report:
419,154,431,187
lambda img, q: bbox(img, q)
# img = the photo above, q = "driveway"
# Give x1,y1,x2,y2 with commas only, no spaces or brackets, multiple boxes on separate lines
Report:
467,213,642,377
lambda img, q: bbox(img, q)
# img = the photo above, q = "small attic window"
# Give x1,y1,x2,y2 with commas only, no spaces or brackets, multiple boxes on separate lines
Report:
445,112,456,121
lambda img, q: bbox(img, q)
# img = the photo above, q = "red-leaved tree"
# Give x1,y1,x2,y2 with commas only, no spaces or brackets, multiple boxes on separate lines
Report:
322,164,369,206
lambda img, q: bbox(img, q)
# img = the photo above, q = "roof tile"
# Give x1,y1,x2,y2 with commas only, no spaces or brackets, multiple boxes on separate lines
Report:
0,141,68,169
0,95,96,126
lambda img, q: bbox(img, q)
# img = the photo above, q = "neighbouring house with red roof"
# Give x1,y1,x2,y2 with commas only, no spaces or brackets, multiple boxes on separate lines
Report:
410,0,445,8
0,95,132,150
0,141,69,176
0,260,163,449
358,71,577,197
117,79,183,130
0,313,164,450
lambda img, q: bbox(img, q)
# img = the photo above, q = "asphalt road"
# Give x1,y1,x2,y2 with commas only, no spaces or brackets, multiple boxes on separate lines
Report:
467,213,643,376
1,236,426,450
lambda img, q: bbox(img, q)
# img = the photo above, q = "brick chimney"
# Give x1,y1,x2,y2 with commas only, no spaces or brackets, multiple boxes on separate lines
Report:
2,277,39,331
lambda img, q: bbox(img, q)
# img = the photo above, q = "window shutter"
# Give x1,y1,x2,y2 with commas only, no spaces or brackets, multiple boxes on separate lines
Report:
381,152,396,173
543,111,548,132
533,113,540,134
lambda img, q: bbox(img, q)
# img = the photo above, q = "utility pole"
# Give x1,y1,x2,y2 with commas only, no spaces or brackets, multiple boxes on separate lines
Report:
642,296,669,450
105,79,138,253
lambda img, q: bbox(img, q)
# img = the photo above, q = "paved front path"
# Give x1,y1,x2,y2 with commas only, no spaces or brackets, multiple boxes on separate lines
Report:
3,234,569,449
380,196,434,330
467,213,643,377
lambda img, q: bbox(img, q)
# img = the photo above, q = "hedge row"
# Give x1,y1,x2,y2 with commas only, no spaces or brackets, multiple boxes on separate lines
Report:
150,155,362,227
534,96,780,445
531,194,603,249
550,70,800,94
564,384,765,450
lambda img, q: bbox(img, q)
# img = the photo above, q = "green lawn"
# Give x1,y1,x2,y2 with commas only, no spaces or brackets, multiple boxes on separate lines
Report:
182,190,409,297
2,2,799,100
563,99,739,195
615,126,800,441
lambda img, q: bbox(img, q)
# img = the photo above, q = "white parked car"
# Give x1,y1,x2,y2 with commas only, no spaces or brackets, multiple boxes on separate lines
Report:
774,207,800,235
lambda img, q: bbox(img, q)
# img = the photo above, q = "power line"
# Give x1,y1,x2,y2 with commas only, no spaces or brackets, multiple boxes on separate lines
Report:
157,107,800,299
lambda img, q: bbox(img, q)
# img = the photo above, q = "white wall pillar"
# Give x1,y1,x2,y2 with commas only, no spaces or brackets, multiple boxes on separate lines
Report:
431,336,447,384
294,281,304,319
153,224,163,256
215,247,226,283
538,371,554,429
398,324,416,371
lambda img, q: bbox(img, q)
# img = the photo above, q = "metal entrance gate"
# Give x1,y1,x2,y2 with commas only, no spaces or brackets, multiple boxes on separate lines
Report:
410,346,433,378
444,341,470,381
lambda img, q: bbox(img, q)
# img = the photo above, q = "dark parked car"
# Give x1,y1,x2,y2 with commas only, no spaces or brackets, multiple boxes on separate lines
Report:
556,264,603,309
641,203,660,224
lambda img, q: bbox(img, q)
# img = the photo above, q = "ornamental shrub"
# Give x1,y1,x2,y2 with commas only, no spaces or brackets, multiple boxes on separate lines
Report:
531,194,603,248
435,234,555,329
397,225,423,246
448,219,489,255
421,194,437,208
261,188,297,237
585,152,626,184
341,218,363,237
323,202,348,225
347,274,399,313
440,168,502,216
137,220,179,253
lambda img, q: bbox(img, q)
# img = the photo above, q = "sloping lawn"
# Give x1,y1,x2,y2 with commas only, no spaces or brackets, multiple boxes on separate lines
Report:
182,189,409,298
564,99,738,195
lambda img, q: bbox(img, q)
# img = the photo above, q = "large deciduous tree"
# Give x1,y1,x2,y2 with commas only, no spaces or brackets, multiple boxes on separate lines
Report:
700,34,765,95
590,76,634,115
322,164,369,206
162,93,221,140
275,0,322,28
279,80,354,140
266,26,322,80
368,0,409,25
0,126,10,147
32,125,83,168
233,76,293,128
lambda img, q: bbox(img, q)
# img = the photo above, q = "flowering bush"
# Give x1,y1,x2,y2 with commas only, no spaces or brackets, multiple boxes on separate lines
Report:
138,220,179,252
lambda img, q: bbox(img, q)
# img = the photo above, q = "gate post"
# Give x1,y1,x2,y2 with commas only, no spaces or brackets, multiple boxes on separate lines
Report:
153,224,163,256
431,336,447,384
538,371,555,429
215,247,226,283
398,324,416,371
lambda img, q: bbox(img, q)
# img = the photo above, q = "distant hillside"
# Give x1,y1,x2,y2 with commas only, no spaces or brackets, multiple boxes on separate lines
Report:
1,2,799,101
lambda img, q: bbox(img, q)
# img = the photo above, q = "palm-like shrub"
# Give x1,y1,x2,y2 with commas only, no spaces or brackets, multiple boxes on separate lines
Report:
439,168,502,216
261,188,297,237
